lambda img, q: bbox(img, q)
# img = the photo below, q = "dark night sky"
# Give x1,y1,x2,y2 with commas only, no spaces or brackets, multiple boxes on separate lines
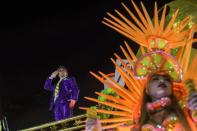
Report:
0,0,172,130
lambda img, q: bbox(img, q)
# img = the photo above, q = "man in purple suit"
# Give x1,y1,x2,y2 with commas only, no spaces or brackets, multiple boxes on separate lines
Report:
44,66,79,121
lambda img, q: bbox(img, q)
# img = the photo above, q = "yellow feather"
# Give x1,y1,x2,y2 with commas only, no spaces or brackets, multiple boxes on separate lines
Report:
102,122,125,130
158,5,167,35
154,2,159,32
100,117,132,123
121,2,147,33
90,71,135,103
84,97,132,113
140,2,155,33
111,58,141,98
114,52,144,89
163,9,179,36
102,20,143,45
124,41,137,61
131,0,148,30
95,92,133,108
98,71,138,103
114,9,144,36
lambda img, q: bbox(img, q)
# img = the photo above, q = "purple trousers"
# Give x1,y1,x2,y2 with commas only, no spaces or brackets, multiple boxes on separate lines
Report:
54,103,73,121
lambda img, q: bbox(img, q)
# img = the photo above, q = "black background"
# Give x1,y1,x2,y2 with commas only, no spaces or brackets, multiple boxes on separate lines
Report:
0,0,175,130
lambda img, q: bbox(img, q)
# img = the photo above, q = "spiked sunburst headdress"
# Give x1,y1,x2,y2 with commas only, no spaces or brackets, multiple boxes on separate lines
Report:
80,0,197,130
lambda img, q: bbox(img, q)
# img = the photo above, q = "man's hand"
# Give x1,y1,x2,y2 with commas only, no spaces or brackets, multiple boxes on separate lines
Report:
69,99,76,108
50,70,59,79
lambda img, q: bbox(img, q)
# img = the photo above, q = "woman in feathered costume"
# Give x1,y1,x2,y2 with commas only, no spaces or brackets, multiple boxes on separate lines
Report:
81,0,197,130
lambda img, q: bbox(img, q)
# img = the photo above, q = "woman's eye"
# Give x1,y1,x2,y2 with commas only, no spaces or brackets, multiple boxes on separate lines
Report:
152,77,159,81
164,77,171,82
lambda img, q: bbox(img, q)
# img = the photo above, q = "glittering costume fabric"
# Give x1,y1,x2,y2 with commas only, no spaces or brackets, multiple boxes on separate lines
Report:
44,76,79,120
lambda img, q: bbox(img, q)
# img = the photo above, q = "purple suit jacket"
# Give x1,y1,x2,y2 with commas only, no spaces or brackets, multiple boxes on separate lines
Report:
44,76,79,110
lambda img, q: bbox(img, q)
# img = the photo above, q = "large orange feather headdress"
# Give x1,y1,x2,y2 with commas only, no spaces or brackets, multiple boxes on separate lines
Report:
80,0,197,130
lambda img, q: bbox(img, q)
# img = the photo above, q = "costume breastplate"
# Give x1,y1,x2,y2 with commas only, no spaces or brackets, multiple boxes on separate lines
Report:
142,114,185,131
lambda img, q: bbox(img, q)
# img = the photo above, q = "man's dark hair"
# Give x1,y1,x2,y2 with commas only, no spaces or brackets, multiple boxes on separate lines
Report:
58,66,68,72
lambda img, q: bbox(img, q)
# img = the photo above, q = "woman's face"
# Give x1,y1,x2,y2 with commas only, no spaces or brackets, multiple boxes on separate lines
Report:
147,74,172,99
